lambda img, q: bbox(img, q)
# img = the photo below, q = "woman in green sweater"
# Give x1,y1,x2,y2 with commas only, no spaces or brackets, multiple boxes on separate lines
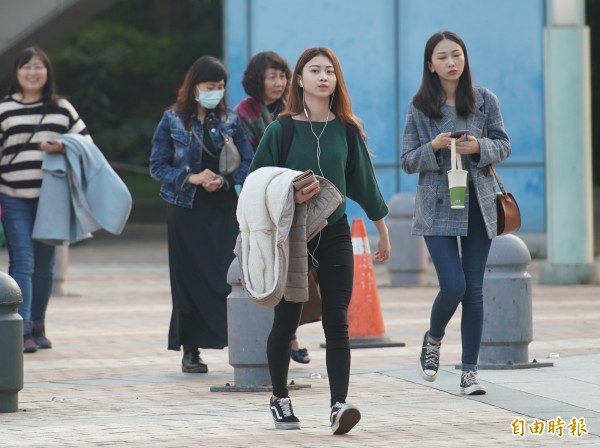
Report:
249,47,391,435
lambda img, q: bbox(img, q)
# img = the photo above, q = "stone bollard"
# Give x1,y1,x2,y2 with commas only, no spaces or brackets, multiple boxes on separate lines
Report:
479,234,552,369
210,260,310,392
387,193,428,286
0,272,24,412
52,244,69,297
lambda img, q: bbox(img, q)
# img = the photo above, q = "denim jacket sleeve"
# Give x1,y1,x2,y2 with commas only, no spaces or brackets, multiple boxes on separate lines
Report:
149,111,194,190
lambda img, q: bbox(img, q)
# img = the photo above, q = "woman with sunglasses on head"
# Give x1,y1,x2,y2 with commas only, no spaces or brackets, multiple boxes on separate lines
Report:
249,47,390,435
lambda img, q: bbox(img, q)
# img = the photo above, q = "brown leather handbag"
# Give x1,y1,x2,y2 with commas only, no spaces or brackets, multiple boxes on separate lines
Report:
299,268,322,325
488,165,521,235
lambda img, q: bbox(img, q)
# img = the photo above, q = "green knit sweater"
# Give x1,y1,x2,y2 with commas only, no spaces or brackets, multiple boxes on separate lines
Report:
249,117,388,224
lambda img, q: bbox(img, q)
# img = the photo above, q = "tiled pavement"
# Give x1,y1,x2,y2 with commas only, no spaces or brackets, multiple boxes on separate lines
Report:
0,224,599,447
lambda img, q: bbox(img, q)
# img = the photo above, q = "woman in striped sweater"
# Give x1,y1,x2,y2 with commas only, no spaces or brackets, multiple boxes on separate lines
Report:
0,46,90,353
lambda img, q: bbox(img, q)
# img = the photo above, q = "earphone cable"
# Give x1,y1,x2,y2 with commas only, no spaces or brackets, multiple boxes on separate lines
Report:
302,91,333,177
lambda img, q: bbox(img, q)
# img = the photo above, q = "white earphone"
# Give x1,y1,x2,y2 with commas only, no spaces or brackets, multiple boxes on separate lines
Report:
299,79,303,88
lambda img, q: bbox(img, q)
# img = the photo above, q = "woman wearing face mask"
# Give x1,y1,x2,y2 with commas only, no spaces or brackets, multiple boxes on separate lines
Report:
150,55,253,373
235,51,318,365
249,47,391,435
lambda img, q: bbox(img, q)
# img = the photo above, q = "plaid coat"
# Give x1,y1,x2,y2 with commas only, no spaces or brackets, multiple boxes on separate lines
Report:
401,86,511,238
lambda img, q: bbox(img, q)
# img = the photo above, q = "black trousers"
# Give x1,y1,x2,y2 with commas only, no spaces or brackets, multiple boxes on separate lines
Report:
267,215,354,406
166,187,237,351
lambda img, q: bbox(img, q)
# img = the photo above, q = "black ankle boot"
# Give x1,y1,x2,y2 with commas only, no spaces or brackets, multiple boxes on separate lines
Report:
182,346,208,373
23,320,38,353
32,319,52,349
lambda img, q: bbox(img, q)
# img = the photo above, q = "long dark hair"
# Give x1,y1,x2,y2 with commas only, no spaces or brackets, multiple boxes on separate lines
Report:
242,51,291,102
412,31,474,118
7,46,59,106
171,55,228,130
282,47,365,138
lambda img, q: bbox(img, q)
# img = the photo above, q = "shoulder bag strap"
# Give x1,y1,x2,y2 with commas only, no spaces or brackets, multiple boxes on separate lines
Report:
487,165,507,195
481,94,507,195
344,122,358,159
191,126,219,158
277,115,294,167
4,109,48,166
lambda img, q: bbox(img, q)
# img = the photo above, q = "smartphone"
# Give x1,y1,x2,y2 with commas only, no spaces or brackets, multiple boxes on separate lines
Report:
450,130,468,139
301,180,319,195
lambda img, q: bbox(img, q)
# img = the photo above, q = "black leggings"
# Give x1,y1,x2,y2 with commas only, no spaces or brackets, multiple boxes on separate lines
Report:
267,215,354,406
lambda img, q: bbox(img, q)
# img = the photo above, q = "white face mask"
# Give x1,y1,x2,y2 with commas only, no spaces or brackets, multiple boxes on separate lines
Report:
196,89,224,109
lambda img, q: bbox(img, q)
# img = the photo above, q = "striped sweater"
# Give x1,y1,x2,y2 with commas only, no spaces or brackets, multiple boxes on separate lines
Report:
0,96,90,198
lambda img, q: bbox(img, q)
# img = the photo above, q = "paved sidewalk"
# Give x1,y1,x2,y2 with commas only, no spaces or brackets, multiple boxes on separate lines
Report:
1,225,599,447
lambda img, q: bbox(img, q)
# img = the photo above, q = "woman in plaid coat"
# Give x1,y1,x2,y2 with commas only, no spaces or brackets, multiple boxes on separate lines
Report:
401,31,510,395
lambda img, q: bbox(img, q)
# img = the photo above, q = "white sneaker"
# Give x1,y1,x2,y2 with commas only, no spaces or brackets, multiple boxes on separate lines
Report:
330,402,361,435
460,370,487,395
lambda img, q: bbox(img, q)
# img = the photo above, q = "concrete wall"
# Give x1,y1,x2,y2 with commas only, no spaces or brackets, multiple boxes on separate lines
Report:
0,0,119,81
224,0,546,235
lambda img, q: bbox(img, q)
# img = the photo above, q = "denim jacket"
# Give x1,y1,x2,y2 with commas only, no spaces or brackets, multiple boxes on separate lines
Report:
149,108,253,208
401,86,511,238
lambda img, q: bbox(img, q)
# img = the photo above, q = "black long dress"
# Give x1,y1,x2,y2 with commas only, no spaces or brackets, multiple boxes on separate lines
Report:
166,123,237,351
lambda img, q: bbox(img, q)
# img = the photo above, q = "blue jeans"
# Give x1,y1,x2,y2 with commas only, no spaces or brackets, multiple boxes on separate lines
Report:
0,194,56,321
424,184,492,372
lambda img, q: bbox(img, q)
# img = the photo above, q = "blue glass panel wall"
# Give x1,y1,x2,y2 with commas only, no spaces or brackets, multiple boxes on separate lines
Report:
224,0,546,233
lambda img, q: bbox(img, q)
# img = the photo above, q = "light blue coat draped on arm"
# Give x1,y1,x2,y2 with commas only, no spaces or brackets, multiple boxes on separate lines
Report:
33,134,132,244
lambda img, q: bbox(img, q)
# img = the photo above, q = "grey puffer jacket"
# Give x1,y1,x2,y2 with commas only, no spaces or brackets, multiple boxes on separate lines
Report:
234,166,343,307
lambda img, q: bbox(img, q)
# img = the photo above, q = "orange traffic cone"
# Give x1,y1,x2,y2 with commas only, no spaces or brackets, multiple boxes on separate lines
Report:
347,219,405,348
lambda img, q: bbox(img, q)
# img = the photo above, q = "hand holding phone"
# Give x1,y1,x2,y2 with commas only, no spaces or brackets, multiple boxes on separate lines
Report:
450,130,468,139
293,170,316,190
301,180,320,195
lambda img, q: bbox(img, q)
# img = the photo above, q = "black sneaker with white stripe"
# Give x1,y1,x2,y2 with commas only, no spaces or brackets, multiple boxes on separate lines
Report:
270,396,300,429
418,331,441,382
330,402,361,435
